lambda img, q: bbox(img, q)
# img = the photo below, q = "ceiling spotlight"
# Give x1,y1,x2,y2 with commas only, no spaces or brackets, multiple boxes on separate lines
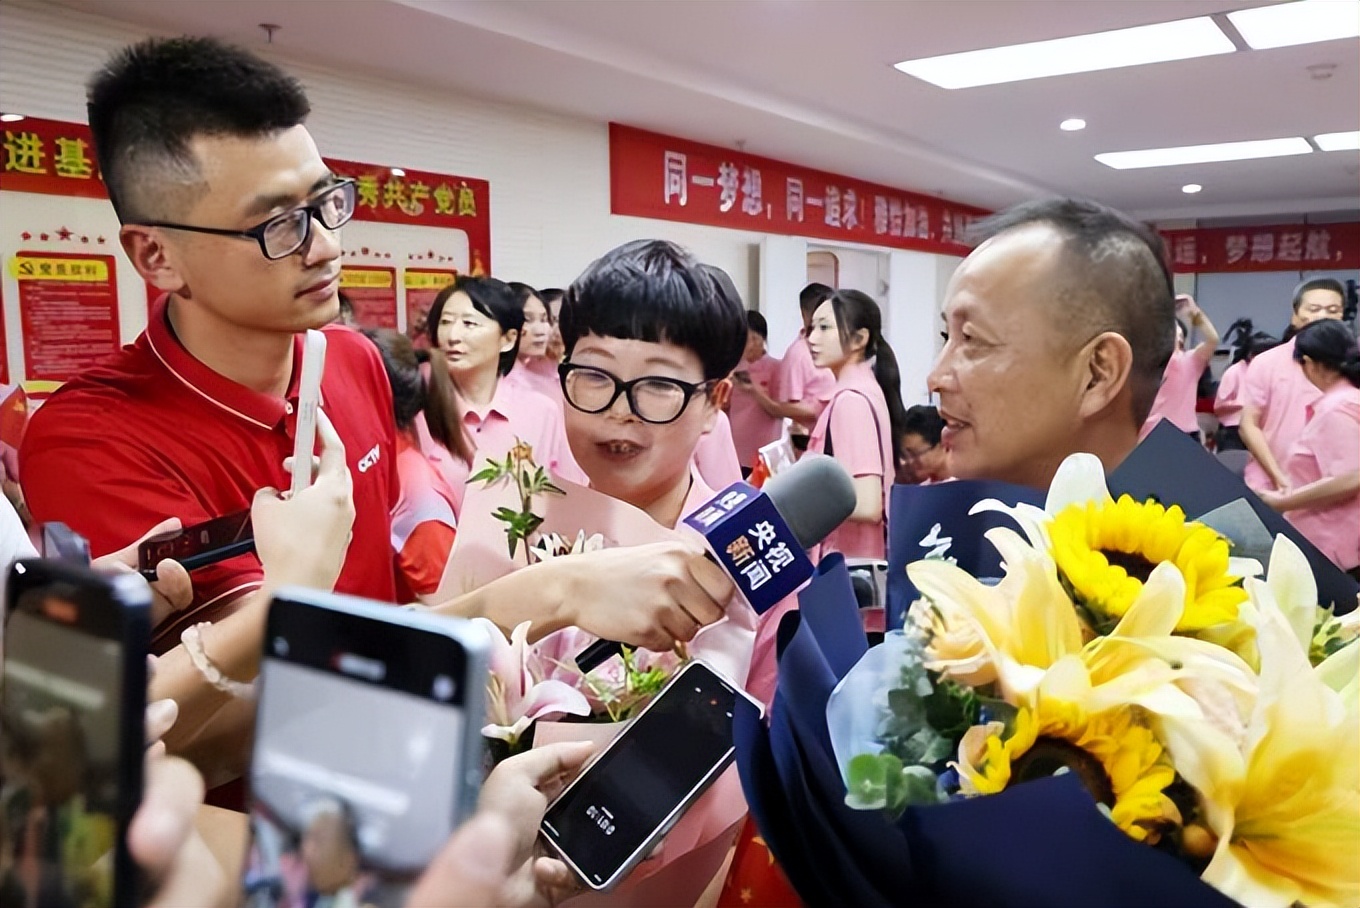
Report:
1060,118,1087,132
390,167,406,177
0,113,25,123
1182,183,1203,194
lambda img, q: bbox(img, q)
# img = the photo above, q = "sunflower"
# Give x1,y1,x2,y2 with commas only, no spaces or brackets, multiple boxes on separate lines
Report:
955,701,1181,843
1048,495,1245,633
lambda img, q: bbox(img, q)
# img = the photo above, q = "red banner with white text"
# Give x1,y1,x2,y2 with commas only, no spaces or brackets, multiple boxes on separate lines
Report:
609,123,984,256
2,117,492,272
1160,223,1359,274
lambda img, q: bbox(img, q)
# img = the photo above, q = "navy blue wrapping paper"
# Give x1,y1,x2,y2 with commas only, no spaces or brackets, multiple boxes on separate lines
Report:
735,555,1242,908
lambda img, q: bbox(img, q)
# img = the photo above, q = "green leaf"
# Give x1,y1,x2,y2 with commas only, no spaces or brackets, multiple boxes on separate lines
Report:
846,752,899,811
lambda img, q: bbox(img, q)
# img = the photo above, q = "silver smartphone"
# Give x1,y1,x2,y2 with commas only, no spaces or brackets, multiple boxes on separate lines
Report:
239,588,488,908
540,660,763,891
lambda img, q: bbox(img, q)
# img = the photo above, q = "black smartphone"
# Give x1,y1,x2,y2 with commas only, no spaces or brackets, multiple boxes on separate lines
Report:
540,660,764,891
240,588,489,908
137,509,254,579
1,558,151,908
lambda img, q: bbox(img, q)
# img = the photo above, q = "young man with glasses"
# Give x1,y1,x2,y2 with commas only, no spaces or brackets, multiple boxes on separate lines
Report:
19,39,739,787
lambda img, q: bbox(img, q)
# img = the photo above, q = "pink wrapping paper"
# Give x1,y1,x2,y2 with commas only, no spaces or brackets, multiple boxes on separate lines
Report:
450,473,756,906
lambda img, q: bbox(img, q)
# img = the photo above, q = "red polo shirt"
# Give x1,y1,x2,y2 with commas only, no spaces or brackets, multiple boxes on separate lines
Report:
19,296,399,652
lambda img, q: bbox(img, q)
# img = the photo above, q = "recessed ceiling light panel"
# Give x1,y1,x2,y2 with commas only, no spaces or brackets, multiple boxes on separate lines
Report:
1182,183,1203,194
894,17,1235,89
1095,137,1313,169
1227,0,1360,50
1060,118,1087,131
1314,130,1360,151
0,113,24,123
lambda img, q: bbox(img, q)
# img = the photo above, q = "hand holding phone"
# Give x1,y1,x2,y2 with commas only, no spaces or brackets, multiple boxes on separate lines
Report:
2,558,151,908
251,408,354,591
290,329,328,496
137,510,253,580
540,661,763,891
240,588,488,907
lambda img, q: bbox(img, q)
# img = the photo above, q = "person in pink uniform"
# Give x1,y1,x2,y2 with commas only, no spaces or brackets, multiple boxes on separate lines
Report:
1259,319,1360,578
1214,325,1278,452
728,310,784,473
692,408,744,489
360,328,465,603
556,239,754,905
805,290,907,560
1140,295,1219,441
503,282,563,403
422,276,584,507
1240,278,1345,491
760,283,837,451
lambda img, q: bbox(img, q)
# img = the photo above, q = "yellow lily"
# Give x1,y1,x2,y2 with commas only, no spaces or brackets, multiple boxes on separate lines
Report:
1159,583,1360,908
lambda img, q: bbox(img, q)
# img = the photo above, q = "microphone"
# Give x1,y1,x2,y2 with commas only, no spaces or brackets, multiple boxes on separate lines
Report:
575,454,856,672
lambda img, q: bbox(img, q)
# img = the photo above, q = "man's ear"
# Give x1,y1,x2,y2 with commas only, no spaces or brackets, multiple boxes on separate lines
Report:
702,378,731,432
1078,331,1134,420
120,226,187,294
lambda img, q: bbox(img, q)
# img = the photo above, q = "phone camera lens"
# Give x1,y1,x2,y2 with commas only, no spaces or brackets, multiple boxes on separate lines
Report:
273,636,289,656
433,675,455,700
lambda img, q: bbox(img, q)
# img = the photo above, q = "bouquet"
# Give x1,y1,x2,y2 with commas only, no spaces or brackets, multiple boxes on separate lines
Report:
458,445,756,904
828,453,1359,908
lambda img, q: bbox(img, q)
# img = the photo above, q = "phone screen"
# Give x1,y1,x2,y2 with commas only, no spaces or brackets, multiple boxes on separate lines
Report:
241,608,474,908
541,662,745,889
0,595,128,908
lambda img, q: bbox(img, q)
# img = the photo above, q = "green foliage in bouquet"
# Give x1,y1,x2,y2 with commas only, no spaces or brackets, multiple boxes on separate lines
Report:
470,439,563,558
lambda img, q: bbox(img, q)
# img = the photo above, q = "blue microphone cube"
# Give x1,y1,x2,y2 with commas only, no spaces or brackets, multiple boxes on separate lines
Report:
684,481,814,614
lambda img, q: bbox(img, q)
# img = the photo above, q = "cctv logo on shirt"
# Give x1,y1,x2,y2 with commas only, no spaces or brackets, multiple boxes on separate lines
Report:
357,444,381,474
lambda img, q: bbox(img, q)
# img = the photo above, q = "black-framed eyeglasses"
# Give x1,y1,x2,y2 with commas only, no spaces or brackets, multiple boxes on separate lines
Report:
131,179,357,261
559,362,715,425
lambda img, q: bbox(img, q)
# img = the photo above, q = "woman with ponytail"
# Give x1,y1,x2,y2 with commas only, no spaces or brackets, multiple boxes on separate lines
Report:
361,329,468,602
1260,318,1360,576
804,289,907,559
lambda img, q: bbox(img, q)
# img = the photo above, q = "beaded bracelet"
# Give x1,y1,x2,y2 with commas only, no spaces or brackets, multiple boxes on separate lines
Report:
181,622,257,700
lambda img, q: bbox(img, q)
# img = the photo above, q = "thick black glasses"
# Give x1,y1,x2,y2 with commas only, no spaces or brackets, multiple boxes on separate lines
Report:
133,179,357,260
559,362,715,425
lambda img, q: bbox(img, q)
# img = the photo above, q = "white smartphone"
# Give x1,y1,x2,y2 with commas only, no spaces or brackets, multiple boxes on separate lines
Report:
540,660,764,891
290,329,327,496
240,588,489,907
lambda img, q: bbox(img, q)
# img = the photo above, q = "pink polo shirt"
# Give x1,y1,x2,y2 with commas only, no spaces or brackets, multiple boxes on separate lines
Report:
1142,348,1207,436
693,410,743,490
419,372,586,510
1214,360,1248,428
776,334,834,429
503,356,562,404
392,433,459,600
1282,383,1360,571
1243,338,1323,490
808,361,893,559
728,353,783,468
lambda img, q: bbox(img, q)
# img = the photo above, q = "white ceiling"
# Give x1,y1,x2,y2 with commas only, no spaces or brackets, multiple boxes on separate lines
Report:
40,0,1360,219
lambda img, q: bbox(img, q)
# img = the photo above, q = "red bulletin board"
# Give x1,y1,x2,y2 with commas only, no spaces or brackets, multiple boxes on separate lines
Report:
339,265,398,329
403,268,457,346
2,117,494,276
10,252,120,383
1161,222,1360,273
609,122,985,256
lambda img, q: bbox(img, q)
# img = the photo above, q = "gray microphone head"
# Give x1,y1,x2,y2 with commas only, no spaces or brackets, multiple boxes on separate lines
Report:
762,453,857,549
